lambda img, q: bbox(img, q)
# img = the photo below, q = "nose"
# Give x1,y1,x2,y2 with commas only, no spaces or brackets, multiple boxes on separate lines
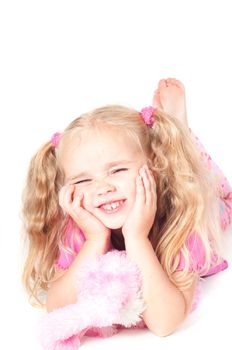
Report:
95,179,116,196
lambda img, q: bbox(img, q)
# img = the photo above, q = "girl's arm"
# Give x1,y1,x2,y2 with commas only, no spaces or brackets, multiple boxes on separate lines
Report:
125,237,198,337
47,184,111,311
122,166,198,336
46,238,110,312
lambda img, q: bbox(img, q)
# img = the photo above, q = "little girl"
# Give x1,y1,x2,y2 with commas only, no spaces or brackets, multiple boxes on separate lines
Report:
22,78,232,337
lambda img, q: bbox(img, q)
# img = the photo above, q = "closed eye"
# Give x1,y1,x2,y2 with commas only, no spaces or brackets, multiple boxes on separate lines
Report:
74,168,128,184
74,179,92,185
112,168,128,174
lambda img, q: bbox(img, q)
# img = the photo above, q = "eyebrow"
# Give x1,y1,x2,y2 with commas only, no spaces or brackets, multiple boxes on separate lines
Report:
67,160,133,181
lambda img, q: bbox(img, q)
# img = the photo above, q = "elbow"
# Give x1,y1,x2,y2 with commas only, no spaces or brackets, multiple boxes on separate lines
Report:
144,302,188,337
46,286,60,312
46,286,77,312
150,327,175,338
45,270,79,312
146,319,182,337
46,295,77,313
46,292,59,312
46,301,53,313
46,296,58,313
46,295,76,313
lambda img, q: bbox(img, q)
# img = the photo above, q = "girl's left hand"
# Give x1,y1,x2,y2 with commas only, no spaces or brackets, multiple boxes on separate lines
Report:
122,165,157,240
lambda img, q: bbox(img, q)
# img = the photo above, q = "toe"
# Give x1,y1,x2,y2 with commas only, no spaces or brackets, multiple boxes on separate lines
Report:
173,78,185,90
166,78,171,86
167,78,176,86
158,79,167,89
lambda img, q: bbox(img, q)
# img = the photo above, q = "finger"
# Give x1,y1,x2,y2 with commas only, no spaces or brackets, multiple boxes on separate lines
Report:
58,185,69,209
69,194,100,234
60,184,75,212
142,166,157,206
72,192,84,210
68,193,88,225
147,168,157,204
139,166,151,203
71,193,93,221
145,166,156,191
135,174,146,206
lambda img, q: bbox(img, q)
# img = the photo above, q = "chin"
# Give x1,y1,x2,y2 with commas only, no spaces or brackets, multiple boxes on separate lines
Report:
105,222,124,230
93,209,128,231
99,217,125,230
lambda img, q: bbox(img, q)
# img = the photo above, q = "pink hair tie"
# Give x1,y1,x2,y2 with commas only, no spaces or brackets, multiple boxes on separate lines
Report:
51,132,61,148
140,106,156,127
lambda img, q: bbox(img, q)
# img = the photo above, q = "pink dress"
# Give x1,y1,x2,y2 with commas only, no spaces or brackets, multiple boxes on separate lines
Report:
56,133,232,314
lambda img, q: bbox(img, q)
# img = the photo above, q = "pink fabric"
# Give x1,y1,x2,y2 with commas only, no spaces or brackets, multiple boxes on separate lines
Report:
177,232,228,277
174,131,232,279
55,218,85,269
174,130,232,311
191,130,232,231
40,250,145,350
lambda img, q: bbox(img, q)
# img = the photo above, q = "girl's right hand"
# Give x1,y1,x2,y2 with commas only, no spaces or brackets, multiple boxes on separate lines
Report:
59,184,111,243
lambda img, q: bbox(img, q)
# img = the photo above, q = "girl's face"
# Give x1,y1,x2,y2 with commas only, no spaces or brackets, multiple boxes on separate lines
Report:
60,128,147,230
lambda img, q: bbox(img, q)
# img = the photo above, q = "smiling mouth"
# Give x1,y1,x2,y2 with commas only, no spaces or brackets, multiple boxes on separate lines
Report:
98,200,126,214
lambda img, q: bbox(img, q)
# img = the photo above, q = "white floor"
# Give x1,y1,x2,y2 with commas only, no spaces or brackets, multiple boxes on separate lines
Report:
2,229,231,350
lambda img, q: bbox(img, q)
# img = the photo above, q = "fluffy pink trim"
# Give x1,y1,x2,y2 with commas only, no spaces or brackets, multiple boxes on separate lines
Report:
39,250,146,350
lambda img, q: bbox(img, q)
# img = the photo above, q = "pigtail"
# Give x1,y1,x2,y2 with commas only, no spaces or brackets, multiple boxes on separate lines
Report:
21,142,63,306
148,110,221,289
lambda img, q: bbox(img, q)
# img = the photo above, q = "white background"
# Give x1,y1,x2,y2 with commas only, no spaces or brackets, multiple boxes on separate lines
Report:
0,1,231,349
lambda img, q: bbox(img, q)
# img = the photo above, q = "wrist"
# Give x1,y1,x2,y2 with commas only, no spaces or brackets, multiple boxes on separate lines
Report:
84,236,110,254
124,235,150,245
124,236,151,251
122,227,151,240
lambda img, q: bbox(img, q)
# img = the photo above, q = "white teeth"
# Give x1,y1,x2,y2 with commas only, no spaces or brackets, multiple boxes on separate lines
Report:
111,202,119,209
101,200,123,211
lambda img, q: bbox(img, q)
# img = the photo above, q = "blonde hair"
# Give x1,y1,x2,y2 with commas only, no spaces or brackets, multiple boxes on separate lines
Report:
21,105,222,306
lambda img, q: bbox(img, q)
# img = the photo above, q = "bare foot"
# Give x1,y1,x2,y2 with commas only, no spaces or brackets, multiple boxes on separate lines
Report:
152,78,188,126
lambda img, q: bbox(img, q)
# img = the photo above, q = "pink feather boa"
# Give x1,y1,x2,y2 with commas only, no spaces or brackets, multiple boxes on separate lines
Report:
39,250,146,349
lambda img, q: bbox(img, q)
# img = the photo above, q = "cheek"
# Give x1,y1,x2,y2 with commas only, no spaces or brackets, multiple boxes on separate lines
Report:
129,182,136,202
120,175,137,201
82,192,92,210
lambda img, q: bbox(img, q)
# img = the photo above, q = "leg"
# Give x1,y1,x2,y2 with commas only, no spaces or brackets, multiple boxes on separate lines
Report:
153,77,232,230
190,131,232,231
152,77,188,126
